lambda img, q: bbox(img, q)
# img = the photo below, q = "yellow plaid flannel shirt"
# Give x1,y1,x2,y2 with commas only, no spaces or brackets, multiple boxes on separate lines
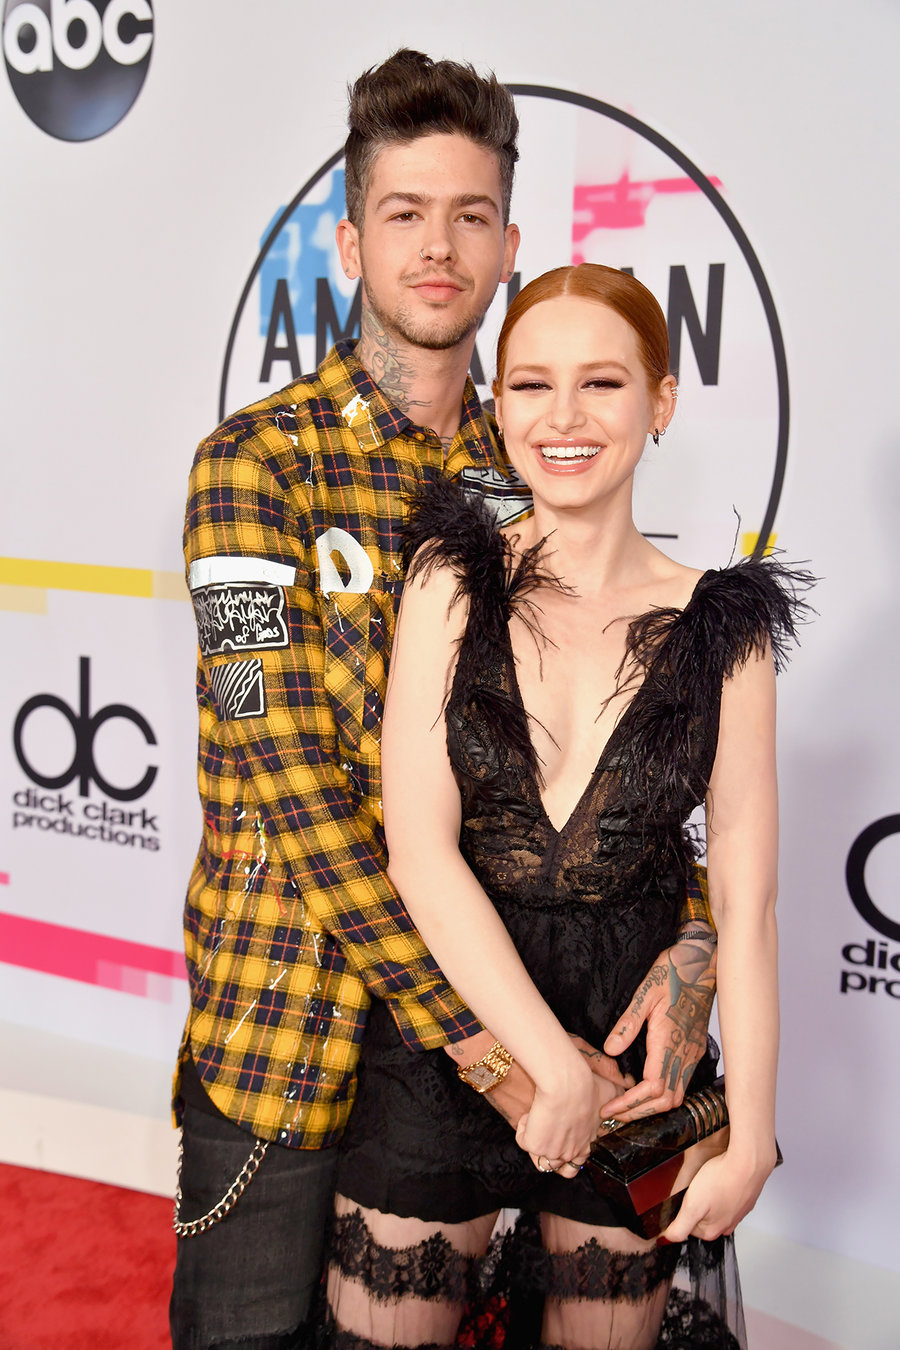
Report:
178,341,521,1148
178,340,712,1150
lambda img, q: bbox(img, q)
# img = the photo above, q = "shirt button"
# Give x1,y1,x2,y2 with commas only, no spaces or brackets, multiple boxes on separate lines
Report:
413,432,425,442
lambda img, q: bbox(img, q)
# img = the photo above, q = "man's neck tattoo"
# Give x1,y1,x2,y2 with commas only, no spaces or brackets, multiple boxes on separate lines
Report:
357,306,428,417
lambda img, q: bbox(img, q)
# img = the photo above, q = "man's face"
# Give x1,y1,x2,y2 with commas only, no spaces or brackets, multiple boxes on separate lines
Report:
338,133,519,352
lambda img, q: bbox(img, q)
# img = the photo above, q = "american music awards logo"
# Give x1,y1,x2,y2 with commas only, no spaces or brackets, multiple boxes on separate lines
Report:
219,86,788,569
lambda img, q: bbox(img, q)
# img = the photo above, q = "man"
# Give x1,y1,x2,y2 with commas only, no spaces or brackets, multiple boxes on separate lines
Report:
171,50,716,1350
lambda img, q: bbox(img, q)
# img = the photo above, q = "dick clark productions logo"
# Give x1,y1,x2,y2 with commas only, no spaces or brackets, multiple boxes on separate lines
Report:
840,816,900,1000
2,0,153,141
12,657,160,850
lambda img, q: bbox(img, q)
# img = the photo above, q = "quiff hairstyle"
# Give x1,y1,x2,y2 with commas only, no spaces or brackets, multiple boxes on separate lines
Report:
344,49,519,227
494,264,672,392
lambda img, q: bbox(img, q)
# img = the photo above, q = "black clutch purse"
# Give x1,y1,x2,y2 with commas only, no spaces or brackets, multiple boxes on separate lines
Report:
586,1077,781,1239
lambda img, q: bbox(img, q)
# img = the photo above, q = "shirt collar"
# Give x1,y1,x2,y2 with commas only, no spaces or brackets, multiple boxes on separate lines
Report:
323,340,504,473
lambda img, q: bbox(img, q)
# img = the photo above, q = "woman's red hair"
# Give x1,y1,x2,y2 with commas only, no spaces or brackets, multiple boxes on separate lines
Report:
493,264,670,393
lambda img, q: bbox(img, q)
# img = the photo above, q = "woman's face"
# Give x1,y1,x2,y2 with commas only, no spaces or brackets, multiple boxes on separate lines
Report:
495,295,674,514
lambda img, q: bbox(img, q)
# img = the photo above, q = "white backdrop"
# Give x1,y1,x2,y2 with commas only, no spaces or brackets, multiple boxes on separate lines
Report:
2,0,898,1308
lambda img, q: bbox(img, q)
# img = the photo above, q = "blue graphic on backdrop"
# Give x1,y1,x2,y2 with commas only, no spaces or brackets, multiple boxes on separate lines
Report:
258,167,360,378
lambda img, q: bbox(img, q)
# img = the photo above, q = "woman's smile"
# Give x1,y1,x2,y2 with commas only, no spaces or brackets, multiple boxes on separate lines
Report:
531,439,603,472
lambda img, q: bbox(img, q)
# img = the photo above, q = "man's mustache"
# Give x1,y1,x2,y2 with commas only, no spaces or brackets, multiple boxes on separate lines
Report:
401,269,473,290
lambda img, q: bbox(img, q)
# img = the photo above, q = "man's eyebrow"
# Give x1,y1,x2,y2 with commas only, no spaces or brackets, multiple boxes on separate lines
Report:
375,192,430,212
451,194,500,213
374,191,500,214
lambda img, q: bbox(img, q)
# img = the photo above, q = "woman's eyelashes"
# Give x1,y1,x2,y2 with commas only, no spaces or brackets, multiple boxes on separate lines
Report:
506,377,625,392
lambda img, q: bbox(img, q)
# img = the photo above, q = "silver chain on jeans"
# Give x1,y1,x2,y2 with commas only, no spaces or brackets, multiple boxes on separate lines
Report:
172,1132,269,1238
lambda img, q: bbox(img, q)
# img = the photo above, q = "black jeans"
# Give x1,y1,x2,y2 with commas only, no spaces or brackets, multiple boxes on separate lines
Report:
170,1103,339,1349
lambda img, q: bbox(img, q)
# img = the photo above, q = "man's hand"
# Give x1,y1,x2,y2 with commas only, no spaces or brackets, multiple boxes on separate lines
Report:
568,1034,635,1097
600,922,718,1122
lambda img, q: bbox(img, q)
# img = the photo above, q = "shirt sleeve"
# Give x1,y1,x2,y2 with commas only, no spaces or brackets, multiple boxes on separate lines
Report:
185,433,482,1051
681,862,714,926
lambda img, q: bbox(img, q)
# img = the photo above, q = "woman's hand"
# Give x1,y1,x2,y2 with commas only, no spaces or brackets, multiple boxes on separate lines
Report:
660,1145,778,1242
515,1052,620,1176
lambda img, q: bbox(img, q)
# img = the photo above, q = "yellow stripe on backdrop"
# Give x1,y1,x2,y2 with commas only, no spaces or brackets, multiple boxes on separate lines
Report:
741,532,777,557
0,558,187,606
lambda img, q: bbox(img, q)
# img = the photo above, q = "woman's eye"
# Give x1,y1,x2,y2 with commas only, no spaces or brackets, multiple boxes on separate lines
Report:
585,378,624,390
508,381,549,391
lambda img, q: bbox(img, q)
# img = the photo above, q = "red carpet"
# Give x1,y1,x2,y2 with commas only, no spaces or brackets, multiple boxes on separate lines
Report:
0,1163,174,1349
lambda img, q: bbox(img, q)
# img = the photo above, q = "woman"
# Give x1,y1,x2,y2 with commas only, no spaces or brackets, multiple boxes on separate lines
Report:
320,265,807,1349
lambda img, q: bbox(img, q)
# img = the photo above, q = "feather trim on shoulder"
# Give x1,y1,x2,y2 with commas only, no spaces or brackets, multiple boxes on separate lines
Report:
613,555,815,814
626,555,816,680
402,472,561,631
402,473,561,780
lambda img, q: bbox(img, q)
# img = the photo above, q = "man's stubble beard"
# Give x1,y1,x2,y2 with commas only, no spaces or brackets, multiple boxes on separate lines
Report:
365,289,491,354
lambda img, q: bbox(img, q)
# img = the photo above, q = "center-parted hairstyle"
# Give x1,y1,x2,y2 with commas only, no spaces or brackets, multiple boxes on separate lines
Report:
494,264,672,392
344,49,519,227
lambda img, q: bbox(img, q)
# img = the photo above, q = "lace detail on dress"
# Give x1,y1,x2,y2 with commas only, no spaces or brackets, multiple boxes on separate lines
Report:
545,1236,681,1302
317,1316,454,1350
317,1205,746,1349
330,1206,477,1303
657,1288,743,1348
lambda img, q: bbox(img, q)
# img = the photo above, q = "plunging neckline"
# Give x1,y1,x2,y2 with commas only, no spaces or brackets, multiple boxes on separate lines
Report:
502,571,712,837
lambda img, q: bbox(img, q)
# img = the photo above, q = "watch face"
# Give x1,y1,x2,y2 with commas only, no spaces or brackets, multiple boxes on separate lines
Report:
467,1065,496,1090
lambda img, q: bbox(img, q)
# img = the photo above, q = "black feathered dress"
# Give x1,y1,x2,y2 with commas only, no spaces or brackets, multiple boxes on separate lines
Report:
326,476,811,1350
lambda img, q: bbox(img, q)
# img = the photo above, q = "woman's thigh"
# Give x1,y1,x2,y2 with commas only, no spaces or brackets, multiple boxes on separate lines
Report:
325,1193,500,1349
540,1213,681,1350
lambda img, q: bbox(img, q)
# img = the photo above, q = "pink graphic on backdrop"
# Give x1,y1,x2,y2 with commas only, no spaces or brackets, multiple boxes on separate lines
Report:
572,170,724,262
0,911,187,1002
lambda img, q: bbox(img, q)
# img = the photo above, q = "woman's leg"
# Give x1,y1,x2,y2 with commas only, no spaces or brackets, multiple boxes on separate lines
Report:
324,1193,500,1349
539,1214,681,1350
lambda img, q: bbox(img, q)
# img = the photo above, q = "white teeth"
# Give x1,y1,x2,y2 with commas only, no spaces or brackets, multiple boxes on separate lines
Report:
539,444,601,460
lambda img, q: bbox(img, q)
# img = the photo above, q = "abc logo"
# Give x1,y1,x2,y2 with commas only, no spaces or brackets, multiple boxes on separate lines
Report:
3,0,153,141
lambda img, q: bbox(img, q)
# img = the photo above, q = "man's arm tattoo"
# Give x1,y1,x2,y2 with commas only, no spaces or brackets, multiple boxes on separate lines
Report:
663,939,717,1091
485,1095,516,1126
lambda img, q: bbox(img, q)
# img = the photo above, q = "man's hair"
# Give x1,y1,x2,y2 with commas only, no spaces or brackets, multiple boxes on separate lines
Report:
344,49,519,227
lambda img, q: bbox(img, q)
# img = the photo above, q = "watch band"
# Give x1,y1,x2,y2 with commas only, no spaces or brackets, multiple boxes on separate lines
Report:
456,1039,514,1094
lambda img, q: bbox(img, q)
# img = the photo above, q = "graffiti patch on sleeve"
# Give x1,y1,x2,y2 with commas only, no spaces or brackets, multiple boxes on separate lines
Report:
193,583,289,655
210,658,266,720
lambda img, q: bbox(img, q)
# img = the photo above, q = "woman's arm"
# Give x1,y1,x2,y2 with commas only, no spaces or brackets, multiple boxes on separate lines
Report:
382,560,601,1165
663,644,780,1241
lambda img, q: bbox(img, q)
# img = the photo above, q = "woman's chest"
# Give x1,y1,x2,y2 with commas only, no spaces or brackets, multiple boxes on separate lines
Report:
508,601,641,775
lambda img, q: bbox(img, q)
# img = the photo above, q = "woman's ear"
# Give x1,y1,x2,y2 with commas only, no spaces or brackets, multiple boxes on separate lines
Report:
654,374,678,434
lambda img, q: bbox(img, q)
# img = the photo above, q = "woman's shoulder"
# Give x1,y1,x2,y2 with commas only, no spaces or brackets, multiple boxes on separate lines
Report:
679,553,816,674
403,473,556,629
403,473,505,586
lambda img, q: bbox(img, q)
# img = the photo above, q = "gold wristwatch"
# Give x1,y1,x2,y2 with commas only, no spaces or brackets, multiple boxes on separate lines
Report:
456,1040,513,1094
